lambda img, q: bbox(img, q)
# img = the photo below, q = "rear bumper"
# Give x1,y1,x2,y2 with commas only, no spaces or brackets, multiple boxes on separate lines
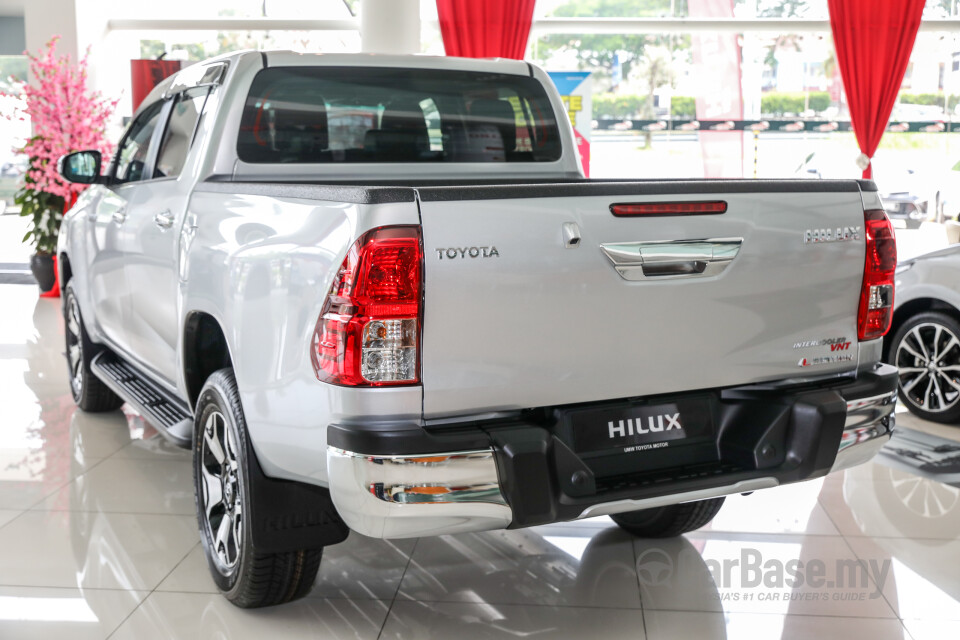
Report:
831,391,897,473
326,449,512,538
327,364,897,539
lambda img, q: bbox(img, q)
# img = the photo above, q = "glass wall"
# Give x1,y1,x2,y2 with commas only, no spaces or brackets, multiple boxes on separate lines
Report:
138,30,361,62
526,1,959,193
132,0,361,60
116,0,358,20
0,56,29,214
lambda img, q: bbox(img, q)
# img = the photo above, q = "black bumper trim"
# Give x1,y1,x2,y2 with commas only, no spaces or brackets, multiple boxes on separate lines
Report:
327,422,492,456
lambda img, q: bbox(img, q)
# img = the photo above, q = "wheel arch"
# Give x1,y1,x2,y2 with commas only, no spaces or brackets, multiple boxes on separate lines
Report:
57,249,103,344
58,251,73,289
183,311,234,410
885,297,960,361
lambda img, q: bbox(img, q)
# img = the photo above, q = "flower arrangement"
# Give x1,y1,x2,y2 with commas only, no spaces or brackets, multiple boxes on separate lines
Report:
3,36,118,255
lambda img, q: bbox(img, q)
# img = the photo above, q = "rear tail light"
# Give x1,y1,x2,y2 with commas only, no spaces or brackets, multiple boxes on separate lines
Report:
311,226,422,386
857,209,897,341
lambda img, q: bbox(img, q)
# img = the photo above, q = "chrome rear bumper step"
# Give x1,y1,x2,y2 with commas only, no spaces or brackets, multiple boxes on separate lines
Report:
90,351,193,447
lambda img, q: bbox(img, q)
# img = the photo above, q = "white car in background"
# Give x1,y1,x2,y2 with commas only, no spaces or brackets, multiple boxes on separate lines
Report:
937,159,960,222
887,244,960,423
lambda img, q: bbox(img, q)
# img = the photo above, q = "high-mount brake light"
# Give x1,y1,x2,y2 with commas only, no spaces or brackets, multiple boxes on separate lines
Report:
311,226,423,386
857,209,897,341
610,201,728,216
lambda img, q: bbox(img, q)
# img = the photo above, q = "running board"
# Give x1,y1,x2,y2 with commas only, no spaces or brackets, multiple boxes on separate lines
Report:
90,350,193,448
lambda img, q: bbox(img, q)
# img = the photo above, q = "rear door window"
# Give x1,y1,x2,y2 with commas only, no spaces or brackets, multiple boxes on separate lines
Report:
154,88,209,179
237,67,562,164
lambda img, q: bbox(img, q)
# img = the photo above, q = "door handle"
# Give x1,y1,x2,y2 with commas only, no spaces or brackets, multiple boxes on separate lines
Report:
600,238,743,281
111,207,127,224
154,210,174,229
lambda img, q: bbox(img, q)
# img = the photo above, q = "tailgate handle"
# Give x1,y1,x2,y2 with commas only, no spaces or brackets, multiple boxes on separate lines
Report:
600,237,743,281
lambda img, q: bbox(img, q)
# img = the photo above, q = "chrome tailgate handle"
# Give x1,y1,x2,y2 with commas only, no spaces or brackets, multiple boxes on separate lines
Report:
639,242,714,263
600,237,743,281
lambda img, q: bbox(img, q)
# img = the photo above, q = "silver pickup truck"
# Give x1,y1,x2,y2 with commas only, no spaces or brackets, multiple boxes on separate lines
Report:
56,51,898,609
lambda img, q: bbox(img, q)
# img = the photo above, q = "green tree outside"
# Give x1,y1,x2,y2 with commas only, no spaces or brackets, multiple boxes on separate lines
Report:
531,0,689,81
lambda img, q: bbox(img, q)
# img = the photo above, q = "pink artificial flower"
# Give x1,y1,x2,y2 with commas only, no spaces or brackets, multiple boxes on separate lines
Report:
7,36,119,201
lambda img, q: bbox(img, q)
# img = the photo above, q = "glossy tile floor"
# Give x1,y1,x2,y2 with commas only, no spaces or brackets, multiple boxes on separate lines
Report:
2,283,960,639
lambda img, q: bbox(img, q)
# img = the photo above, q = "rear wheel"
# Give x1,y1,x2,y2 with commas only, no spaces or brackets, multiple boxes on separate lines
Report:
63,282,124,412
194,368,323,608
891,311,960,423
611,497,725,538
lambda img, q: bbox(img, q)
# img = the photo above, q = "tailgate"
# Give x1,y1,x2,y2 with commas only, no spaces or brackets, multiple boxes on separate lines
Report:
418,182,868,419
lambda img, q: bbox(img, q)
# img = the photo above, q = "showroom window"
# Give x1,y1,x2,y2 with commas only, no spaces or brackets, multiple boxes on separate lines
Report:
236,67,563,164
154,88,209,179
114,101,165,184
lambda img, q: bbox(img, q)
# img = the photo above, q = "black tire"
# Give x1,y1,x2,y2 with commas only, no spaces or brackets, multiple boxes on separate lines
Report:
890,311,960,424
611,497,725,538
194,368,322,608
63,282,124,412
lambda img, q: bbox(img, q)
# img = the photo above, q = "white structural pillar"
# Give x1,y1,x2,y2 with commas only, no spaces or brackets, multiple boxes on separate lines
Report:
23,0,139,119
23,0,82,66
361,0,421,54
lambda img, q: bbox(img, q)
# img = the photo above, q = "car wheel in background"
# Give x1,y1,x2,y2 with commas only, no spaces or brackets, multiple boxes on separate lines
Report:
891,311,960,423
194,368,323,608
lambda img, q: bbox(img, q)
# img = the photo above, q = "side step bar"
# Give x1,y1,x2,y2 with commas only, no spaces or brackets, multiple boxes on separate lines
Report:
90,350,193,448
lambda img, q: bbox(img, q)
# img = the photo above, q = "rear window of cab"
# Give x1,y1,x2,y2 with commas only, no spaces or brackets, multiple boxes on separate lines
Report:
237,66,563,164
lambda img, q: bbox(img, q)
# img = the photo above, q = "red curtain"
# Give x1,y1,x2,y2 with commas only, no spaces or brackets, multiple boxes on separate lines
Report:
436,0,536,59
827,0,925,179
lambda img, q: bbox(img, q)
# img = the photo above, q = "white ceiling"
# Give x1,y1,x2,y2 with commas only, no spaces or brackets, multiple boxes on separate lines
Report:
0,0,24,17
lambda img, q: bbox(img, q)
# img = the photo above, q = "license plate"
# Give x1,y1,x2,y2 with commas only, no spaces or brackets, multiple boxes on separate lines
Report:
568,398,714,454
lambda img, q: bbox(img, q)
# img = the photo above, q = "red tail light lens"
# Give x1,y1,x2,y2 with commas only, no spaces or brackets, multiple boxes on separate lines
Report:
311,226,422,386
857,209,896,341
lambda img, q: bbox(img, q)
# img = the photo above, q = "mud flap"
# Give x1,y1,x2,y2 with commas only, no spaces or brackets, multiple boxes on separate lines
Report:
246,444,349,554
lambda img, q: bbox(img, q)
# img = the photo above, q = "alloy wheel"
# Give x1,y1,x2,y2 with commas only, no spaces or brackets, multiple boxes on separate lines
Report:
896,322,960,414
200,410,243,572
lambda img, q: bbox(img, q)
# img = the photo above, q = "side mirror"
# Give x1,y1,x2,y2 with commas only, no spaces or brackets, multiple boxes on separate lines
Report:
58,150,102,184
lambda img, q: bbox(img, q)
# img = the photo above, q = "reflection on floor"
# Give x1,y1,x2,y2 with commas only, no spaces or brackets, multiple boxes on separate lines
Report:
0,282,958,639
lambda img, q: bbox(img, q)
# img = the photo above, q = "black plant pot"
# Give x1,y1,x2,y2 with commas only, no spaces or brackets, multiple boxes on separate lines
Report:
30,254,56,292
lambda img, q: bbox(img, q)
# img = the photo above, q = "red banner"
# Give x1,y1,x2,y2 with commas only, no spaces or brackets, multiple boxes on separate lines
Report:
437,0,536,59
130,60,182,112
689,0,743,178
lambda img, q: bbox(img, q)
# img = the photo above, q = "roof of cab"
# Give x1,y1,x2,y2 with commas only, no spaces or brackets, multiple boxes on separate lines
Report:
258,51,532,77
135,50,534,118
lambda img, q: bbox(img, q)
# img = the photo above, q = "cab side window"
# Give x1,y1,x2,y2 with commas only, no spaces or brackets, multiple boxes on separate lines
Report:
114,101,164,184
154,88,209,179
